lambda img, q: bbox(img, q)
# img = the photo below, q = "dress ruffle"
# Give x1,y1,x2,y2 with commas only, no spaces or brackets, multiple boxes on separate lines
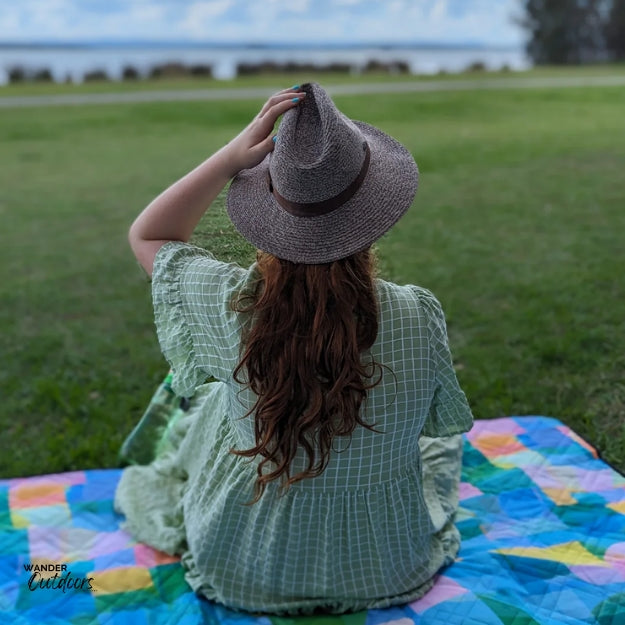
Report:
152,242,209,397
412,286,474,438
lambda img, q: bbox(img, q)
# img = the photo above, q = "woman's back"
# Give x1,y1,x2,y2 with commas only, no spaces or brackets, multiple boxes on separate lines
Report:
114,241,472,613
115,82,473,615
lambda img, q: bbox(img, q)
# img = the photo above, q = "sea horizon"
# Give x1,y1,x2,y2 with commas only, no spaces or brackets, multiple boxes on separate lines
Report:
0,39,521,51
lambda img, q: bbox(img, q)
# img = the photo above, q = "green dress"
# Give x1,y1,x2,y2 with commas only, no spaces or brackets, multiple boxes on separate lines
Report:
114,241,474,615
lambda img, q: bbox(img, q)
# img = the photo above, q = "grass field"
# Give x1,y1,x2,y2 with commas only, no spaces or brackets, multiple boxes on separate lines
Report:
1,68,624,478
1,63,624,97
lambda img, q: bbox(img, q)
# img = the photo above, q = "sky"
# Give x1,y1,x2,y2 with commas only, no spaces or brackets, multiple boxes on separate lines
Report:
0,0,525,47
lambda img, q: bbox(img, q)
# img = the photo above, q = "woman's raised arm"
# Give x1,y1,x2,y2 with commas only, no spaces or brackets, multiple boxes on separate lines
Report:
128,87,305,276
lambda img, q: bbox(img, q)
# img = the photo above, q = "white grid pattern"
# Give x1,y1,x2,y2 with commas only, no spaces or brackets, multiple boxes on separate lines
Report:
146,241,473,613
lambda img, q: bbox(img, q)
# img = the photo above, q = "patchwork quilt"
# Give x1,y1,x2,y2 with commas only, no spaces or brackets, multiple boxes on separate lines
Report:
1,416,624,624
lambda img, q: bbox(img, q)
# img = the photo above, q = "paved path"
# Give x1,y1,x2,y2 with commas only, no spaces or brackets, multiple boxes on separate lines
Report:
1,74,624,109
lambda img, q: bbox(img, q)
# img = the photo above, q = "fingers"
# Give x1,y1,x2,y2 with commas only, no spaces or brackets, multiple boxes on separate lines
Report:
258,88,306,118
244,132,278,169
259,93,306,130
260,133,279,155
249,91,305,144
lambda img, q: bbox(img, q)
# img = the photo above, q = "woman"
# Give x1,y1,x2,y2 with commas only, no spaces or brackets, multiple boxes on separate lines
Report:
114,82,473,615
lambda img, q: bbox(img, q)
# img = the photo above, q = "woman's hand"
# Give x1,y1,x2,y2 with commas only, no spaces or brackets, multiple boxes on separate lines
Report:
222,87,306,177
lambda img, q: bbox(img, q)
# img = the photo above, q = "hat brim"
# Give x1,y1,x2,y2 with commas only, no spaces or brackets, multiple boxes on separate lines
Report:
226,121,419,264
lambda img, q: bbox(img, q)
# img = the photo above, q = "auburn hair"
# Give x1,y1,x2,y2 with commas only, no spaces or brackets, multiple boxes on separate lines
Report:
232,249,384,503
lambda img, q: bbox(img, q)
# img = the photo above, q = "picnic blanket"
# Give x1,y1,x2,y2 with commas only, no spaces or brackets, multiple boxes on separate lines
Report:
1,416,625,625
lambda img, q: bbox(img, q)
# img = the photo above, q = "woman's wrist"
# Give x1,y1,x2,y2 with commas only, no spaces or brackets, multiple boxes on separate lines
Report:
197,147,239,184
216,138,256,180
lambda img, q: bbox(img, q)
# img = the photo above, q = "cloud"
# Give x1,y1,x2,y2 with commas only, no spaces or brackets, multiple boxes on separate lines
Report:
0,0,525,46
185,0,234,20
334,0,366,6
180,0,235,37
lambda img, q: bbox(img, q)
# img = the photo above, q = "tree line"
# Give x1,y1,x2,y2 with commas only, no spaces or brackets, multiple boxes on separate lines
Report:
520,0,625,64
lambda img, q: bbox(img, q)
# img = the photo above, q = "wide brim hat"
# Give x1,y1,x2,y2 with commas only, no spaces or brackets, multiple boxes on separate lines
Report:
227,82,419,264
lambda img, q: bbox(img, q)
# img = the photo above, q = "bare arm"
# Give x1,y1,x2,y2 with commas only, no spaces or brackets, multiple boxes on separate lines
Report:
128,87,306,276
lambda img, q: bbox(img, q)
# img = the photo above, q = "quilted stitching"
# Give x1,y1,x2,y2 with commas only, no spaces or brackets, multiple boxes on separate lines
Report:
1,416,624,624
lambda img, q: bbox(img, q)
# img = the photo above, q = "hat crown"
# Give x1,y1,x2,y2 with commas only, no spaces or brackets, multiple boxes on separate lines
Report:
227,81,419,264
269,83,368,204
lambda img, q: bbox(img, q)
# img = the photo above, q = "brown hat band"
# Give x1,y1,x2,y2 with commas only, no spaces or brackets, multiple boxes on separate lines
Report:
268,142,371,218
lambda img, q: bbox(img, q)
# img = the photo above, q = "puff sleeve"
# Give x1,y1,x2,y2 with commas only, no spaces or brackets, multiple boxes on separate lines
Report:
151,241,254,397
414,287,474,438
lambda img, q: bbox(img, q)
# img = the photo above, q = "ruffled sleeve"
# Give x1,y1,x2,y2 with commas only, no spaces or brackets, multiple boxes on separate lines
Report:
413,287,474,438
151,241,254,397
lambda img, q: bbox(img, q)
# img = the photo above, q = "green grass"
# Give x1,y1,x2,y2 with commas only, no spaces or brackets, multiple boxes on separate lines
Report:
1,69,624,478
1,63,624,97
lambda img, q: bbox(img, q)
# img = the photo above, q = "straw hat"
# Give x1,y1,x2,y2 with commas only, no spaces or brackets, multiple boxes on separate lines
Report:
226,82,419,264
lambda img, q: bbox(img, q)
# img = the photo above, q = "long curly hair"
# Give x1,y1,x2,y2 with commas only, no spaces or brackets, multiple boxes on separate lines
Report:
232,249,384,503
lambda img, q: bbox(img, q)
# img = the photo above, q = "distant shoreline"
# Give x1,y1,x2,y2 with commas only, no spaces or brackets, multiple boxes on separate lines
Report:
0,44,529,83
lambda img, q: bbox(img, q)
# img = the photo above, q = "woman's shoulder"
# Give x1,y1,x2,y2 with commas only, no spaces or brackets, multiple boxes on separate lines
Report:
374,279,449,345
375,278,442,315
154,241,251,276
153,241,260,297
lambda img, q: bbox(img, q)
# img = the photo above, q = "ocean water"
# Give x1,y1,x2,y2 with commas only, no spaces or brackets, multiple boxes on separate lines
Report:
0,45,530,84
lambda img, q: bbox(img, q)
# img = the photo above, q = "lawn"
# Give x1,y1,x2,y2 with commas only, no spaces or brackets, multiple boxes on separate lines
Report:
1,63,624,97
1,69,624,478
